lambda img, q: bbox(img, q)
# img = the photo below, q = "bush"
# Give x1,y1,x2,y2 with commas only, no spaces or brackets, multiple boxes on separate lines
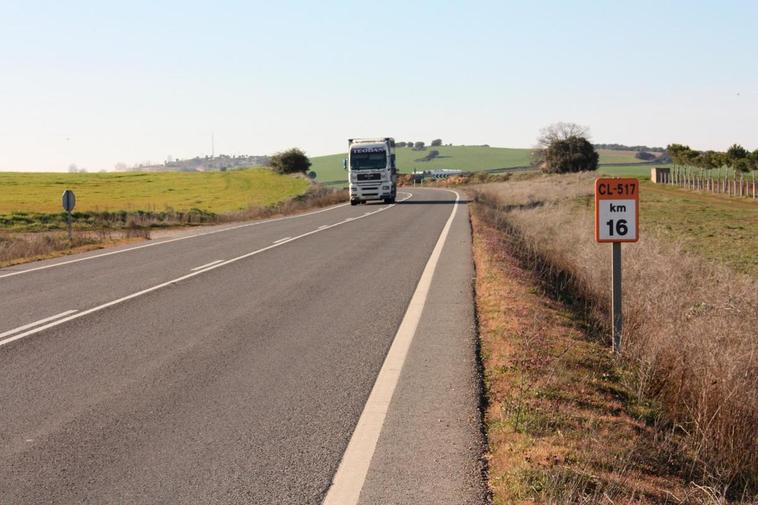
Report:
635,151,656,161
270,148,311,174
541,136,598,173
415,150,439,162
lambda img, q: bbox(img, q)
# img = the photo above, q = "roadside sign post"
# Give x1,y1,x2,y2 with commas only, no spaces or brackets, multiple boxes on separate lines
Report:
62,190,76,242
612,241,622,353
595,178,639,354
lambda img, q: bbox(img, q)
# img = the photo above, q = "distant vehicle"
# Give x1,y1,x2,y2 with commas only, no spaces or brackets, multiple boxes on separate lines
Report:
344,138,397,205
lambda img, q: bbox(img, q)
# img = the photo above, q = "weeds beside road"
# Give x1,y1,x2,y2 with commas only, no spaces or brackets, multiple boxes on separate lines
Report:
470,173,757,503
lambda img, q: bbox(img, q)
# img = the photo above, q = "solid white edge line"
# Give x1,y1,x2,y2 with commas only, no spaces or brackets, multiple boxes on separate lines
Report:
322,189,460,505
0,192,414,349
0,310,78,341
273,237,292,244
0,201,352,280
190,259,224,271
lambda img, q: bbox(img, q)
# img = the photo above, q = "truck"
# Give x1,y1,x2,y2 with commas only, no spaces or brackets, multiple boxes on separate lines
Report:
344,138,397,205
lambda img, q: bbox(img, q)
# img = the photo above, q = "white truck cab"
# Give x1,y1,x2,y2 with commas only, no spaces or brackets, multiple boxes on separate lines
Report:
345,138,397,205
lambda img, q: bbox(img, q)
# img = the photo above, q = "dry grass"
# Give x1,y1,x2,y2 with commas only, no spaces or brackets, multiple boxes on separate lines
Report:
473,211,730,504
0,228,149,267
471,173,757,501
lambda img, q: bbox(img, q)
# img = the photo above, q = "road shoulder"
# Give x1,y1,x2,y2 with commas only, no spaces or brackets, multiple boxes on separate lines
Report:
357,196,488,504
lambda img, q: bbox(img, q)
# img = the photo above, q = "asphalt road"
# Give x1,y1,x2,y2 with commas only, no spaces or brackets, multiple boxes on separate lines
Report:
0,188,486,504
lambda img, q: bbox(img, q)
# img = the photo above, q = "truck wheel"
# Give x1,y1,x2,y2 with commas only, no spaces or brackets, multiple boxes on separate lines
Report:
384,197,395,204
350,199,358,206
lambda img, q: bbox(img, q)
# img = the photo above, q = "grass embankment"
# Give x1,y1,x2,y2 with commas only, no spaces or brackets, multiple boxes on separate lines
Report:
470,173,757,503
0,168,309,231
310,146,649,182
473,212,699,504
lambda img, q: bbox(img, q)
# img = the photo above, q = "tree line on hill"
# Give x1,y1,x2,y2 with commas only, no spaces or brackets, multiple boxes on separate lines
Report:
667,144,758,172
592,143,670,162
593,143,666,153
395,139,445,150
113,155,270,173
536,122,758,174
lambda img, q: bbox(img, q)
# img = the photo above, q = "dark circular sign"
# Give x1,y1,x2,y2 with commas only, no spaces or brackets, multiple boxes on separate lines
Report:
62,190,76,212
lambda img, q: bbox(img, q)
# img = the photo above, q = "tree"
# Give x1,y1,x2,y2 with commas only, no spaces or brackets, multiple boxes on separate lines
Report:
698,151,720,169
68,163,79,173
733,158,751,173
270,148,311,174
537,122,590,148
541,136,598,173
431,138,442,147
416,150,440,162
635,151,656,161
726,144,749,162
413,141,425,151
396,141,407,148
667,144,700,165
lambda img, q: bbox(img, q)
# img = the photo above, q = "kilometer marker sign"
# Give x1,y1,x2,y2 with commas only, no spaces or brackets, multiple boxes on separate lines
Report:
595,177,640,354
595,178,639,243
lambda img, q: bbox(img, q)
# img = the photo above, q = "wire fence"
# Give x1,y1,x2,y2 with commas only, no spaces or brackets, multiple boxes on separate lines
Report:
652,165,757,199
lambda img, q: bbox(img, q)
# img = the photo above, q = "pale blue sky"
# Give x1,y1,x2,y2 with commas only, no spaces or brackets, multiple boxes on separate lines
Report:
1,0,756,171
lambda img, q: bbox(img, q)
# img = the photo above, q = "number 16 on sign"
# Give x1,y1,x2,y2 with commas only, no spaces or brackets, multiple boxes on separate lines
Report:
595,178,640,354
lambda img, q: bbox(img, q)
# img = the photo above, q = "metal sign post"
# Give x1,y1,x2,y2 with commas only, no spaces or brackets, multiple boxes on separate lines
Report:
611,241,622,353
62,190,76,242
595,178,639,354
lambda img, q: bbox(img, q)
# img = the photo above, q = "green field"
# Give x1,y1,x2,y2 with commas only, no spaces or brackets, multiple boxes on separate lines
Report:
310,145,647,181
641,182,758,276
599,163,668,178
0,168,309,215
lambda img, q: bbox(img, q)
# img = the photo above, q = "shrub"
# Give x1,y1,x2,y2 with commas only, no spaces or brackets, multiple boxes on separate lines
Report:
542,136,598,173
635,151,656,161
415,150,440,162
270,148,311,174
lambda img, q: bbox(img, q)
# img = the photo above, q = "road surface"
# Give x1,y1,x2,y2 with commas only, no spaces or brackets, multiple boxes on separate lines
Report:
0,188,487,504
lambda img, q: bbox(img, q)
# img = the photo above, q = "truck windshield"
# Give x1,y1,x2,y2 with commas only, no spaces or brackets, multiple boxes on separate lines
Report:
350,151,386,170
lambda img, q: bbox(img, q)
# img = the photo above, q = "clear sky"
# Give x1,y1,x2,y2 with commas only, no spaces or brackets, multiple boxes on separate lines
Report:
1,0,756,172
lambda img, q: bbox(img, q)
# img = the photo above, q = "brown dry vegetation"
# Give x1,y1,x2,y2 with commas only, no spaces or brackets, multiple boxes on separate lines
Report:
470,173,757,502
0,185,346,267
473,212,726,504
0,229,149,268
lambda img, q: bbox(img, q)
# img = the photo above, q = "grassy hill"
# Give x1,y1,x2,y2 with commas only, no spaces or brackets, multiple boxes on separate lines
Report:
309,145,649,182
0,168,309,216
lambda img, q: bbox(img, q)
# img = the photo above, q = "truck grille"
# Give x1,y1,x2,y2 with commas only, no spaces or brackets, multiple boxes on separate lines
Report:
357,173,381,181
